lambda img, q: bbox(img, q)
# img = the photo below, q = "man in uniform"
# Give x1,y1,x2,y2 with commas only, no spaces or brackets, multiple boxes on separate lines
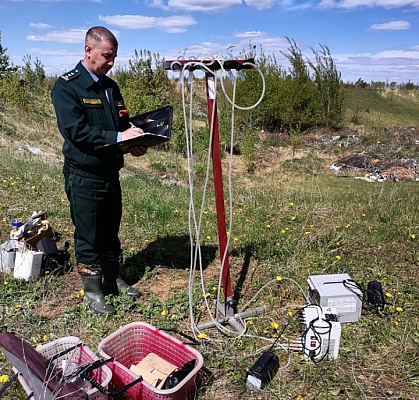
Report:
51,26,146,315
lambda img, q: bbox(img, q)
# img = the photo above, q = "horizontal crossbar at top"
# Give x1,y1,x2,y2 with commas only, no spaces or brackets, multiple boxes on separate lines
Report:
163,58,255,72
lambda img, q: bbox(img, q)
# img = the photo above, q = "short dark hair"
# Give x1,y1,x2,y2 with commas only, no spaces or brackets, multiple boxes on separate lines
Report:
85,26,118,49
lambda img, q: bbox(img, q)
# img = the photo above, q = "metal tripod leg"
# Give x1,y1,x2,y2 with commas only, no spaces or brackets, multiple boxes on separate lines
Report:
197,296,266,332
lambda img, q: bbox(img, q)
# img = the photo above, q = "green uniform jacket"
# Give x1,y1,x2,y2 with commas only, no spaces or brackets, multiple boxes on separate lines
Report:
51,61,130,176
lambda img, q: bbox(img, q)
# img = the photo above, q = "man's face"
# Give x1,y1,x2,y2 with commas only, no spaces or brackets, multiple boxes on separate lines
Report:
85,40,117,76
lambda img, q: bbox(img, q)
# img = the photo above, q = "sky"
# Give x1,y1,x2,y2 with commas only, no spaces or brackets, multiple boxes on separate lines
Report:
0,0,418,84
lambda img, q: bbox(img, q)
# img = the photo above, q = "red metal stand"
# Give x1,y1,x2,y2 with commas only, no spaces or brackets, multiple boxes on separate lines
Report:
205,73,233,316
164,59,266,332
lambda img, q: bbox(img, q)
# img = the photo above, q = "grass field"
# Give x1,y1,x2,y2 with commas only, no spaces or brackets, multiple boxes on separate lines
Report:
0,89,419,400
344,87,419,126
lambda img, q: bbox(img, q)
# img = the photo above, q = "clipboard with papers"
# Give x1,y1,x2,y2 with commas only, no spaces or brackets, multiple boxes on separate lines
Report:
95,105,173,154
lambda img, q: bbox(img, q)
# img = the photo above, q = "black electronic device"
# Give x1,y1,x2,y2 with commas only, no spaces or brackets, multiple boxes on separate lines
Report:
367,280,385,310
95,105,173,154
246,351,280,390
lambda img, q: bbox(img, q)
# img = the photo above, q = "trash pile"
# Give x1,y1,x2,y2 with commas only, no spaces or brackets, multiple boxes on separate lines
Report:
330,152,419,182
0,211,70,280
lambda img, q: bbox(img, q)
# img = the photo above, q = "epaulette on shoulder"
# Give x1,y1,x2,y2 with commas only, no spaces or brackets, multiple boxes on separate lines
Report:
60,68,81,82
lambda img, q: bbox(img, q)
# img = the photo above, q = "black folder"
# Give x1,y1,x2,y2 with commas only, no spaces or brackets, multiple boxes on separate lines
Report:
95,105,173,154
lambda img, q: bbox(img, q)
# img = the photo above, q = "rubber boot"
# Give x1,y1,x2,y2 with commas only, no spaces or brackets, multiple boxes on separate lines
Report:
116,265,141,298
81,274,116,315
102,262,120,296
102,257,141,298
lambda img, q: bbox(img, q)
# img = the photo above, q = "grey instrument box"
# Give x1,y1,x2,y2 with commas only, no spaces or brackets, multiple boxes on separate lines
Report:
307,273,362,323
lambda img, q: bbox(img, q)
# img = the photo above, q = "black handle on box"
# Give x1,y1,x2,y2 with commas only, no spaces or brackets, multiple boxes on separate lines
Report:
82,370,143,396
47,342,83,370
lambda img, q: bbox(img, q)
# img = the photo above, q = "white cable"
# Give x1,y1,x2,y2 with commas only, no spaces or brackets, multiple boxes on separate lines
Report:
218,61,266,111
174,55,308,357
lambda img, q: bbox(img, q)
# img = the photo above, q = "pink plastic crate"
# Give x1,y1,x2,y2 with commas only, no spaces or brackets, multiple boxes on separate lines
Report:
15,336,112,400
98,322,203,400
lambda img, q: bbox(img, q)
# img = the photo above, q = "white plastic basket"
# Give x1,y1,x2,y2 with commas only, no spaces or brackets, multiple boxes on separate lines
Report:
15,336,112,400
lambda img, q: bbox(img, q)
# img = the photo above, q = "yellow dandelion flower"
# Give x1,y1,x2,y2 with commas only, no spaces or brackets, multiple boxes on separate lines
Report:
296,395,302,400
394,321,399,326
288,311,293,317
11,182,14,186
174,209,178,212
398,292,402,295
227,231,229,236
77,294,80,298
145,239,149,242
213,287,217,291
26,301,29,306
80,289,84,296
267,225,271,228
291,216,296,221
281,229,285,234
2,218,5,222
45,271,49,274
36,344,42,348
3,281,7,285
276,276,282,281
362,214,365,217
234,238,238,241
336,255,341,260
337,242,340,246
246,219,249,222
276,242,280,246
396,307,403,312
310,225,314,228
271,322,279,330
305,232,310,235
161,310,167,316
0,375,9,383
411,234,415,239
247,320,253,325
43,335,47,342
198,333,206,339
31,186,35,189
263,329,269,334
290,203,294,206
207,236,211,239
205,293,210,298
386,292,392,298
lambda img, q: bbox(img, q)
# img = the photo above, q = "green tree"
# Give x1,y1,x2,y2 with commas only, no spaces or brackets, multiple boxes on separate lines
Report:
307,44,345,128
121,50,170,116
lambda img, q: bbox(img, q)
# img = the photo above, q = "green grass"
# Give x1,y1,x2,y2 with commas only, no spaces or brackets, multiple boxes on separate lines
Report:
344,87,419,126
1,96,419,399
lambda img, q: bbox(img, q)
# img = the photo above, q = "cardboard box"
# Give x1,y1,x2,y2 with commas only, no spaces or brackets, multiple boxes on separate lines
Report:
130,353,177,389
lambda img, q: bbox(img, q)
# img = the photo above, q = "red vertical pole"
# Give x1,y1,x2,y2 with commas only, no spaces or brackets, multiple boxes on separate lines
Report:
205,72,232,300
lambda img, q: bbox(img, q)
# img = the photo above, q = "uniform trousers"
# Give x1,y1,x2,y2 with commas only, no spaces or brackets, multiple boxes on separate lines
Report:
63,161,122,268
